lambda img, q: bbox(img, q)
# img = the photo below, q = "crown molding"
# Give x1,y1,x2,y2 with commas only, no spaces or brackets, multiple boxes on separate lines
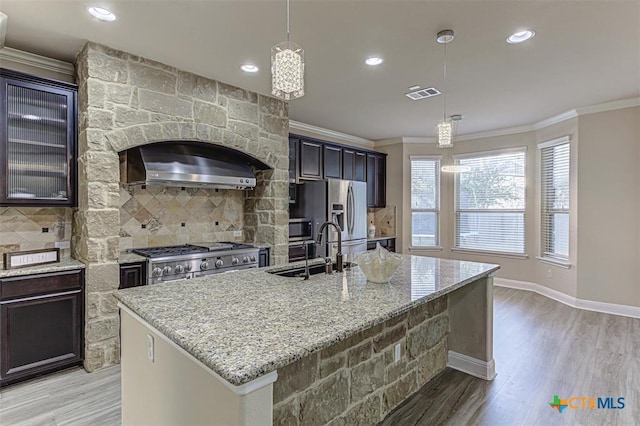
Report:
575,97,640,116
289,120,374,148
0,47,75,75
374,138,404,147
389,97,640,145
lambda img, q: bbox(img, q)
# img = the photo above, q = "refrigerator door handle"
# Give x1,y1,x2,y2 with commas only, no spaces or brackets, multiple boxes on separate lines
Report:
347,184,355,234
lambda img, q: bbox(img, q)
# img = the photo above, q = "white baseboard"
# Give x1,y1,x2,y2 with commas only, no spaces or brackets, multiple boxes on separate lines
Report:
494,278,640,319
447,351,496,381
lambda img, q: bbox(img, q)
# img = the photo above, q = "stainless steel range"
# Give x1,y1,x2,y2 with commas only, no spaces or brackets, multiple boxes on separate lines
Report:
132,242,260,285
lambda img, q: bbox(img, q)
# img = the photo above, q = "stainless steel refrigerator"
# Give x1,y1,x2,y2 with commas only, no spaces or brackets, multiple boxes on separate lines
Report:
294,178,368,260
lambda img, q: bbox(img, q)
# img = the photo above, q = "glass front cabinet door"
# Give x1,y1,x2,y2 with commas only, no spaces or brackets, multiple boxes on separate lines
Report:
0,69,77,206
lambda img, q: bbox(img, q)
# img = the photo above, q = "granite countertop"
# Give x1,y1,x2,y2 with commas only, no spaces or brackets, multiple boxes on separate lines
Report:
119,252,147,264
367,236,396,242
114,254,499,387
0,258,86,278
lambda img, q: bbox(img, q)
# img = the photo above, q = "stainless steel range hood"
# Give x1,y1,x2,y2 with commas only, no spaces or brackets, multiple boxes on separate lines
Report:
121,142,269,190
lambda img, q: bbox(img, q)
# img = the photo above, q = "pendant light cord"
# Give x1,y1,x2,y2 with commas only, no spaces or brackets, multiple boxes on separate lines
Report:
287,0,290,43
443,40,447,121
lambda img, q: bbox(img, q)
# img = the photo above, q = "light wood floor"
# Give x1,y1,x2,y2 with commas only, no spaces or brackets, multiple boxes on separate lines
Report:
1,287,638,425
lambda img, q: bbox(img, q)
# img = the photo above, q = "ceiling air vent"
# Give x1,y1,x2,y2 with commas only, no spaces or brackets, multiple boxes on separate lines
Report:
405,87,441,101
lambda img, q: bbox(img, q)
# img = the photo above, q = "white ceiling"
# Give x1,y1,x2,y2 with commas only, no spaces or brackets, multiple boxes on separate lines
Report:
1,1,638,140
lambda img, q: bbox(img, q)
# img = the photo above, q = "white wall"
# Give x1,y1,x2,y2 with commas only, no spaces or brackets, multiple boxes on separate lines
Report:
576,107,640,306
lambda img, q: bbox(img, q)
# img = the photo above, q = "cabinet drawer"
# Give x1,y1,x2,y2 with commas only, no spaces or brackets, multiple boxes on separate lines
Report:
1,269,83,300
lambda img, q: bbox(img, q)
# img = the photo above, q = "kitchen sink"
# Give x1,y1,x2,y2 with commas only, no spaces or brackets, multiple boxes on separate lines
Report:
267,262,353,278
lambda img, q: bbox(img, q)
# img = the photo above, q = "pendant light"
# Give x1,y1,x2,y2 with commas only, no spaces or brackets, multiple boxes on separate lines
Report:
436,29,454,148
440,115,470,173
271,0,305,100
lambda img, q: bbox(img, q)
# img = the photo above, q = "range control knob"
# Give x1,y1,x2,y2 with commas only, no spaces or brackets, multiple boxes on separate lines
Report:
231,257,240,266
163,266,172,276
174,264,184,274
215,259,224,269
200,261,209,271
250,255,256,262
152,267,162,277
242,256,249,263
184,263,192,272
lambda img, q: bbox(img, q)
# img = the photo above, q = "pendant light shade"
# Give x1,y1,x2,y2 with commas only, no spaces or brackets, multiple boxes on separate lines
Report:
437,120,454,148
271,0,305,100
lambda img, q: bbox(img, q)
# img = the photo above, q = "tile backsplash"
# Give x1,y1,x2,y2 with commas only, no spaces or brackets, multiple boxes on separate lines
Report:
367,205,396,238
119,185,244,250
0,207,73,267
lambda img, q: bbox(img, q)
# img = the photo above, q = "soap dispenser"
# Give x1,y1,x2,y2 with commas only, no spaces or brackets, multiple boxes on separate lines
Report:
368,221,376,239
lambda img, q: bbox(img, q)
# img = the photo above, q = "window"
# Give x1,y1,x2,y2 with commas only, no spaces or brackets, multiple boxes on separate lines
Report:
540,137,570,260
411,157,440,247
454,148,526,255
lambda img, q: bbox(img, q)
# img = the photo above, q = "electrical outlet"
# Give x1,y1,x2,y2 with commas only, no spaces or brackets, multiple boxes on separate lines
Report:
547,269,553,279
54,241,70,249
147,334,154,362
394,343,401,363
233,230,242,237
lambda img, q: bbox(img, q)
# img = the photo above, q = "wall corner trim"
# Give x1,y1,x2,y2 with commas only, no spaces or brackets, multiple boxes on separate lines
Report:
447,351,496,381
0,47,75,75
494,278,640,319
289,120,374,148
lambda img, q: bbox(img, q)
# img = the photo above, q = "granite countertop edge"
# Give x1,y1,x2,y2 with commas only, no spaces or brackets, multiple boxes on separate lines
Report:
115,260,499,387
0,258,86,278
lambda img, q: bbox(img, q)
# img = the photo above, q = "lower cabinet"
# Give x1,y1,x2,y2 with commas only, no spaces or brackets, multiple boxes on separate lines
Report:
119,262,147,289
367,238,396,252
258,247,270,267
0,269,84,387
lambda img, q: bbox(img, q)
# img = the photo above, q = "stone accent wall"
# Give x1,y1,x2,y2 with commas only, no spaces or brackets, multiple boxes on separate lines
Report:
119,185,243,250
73,42,289,371
367,205,396,238
273,297,448,425
0,207,73,266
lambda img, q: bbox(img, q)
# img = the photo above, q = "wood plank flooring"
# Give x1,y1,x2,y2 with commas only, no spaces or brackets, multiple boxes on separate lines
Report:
381,287,640,425
1,287,638,425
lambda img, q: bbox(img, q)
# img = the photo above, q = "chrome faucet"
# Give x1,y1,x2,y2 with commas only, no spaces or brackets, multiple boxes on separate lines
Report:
316,221,343,272
301,240,311,280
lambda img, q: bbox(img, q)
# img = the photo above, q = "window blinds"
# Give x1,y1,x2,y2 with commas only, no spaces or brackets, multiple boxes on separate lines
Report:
455,149,526,254
540,141,570,260
410,157,440,247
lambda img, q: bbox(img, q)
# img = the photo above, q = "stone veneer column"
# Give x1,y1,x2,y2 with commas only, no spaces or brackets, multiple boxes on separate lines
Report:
74,42,289,371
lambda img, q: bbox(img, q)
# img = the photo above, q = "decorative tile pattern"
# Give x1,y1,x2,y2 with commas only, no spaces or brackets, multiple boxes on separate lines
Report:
119,185,243,250
0,207,73,268
367,205,396,238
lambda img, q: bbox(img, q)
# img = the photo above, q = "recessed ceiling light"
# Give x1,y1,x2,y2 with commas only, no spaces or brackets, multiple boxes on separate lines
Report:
365,57,383,66
507,30,535,44
240,64,259,73
87,6,117,22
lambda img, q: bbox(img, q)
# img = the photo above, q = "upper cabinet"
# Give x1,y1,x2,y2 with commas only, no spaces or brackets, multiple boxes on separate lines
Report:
367,153,386,208
289,134,386,208
0,69,77,206
323,145,342,179
298,139,323,180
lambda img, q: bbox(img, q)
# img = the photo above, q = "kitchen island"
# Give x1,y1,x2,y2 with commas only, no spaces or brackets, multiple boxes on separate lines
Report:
114,255,499,425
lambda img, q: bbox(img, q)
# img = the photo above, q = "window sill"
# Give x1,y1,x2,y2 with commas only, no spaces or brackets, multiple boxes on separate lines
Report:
536,256,571,269
451,248,529,260
409,246,443,252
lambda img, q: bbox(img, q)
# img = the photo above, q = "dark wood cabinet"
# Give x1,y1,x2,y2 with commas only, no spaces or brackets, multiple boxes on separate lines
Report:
367,153,386,208
0,68,77,207
354,151,367,182
0,269,84,387
367,238,396,252
288,137,298,182
298,139,323,180
324,145,343,179
342,149,355,180
119,262,147,289
258,247,270,267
